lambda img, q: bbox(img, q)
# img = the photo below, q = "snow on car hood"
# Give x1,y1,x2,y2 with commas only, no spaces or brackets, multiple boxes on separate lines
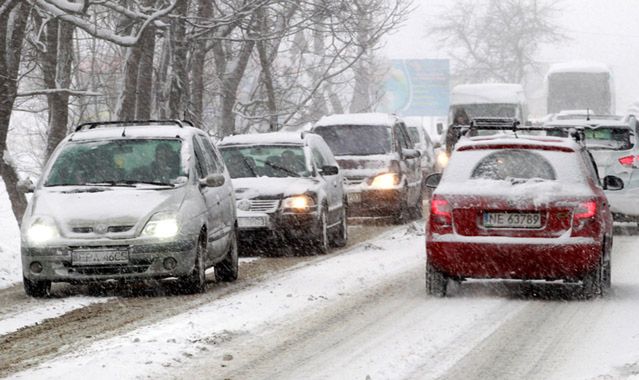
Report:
232,177,321,199
29,186,186,235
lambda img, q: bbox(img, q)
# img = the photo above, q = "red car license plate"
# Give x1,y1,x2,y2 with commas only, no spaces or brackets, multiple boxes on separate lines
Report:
483,212,541,229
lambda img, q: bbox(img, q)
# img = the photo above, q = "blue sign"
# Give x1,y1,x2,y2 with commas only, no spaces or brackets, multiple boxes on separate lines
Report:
378,59,450,116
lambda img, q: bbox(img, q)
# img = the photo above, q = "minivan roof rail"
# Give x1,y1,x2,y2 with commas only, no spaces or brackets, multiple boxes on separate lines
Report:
74,119,192,132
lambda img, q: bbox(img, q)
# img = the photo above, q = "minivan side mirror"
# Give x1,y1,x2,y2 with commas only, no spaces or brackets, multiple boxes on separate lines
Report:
200,173,225,187
424,173,442,189
402,148,421,159
436,122,444,135
603,175,624,191
319,165,339,176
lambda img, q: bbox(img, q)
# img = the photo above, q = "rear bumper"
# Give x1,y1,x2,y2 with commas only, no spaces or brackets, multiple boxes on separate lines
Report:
427,234,601,280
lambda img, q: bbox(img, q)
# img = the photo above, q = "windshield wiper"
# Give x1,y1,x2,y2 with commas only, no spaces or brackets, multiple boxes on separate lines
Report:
118,180,175,187
45,181,134,187
254,159,301,177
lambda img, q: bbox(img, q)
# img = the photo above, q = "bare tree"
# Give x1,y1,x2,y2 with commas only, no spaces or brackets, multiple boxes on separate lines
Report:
0,1,31,223
429,0,566,83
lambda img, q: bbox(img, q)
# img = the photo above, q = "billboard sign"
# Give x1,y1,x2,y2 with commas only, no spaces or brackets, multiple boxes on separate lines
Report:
378,59,450,116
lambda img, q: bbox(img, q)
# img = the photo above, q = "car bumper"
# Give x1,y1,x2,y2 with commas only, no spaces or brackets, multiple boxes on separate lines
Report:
237,210,321,242
345,189,403,217
427,234,600,280
22,239,197,283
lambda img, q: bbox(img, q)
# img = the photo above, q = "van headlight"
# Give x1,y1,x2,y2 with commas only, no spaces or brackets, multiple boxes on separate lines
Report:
369,173,400,189
27,217,59,245
282,195,315,211
142,212,179,238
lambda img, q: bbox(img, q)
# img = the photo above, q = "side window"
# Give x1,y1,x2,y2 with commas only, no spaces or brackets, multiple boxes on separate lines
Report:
394,124,410,150
312,147,327,169
197,135,222,174
194,136,218,175
192,138,207,178
314,138,337,166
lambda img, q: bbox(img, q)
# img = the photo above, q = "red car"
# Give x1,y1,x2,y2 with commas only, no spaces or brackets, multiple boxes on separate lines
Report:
425,135,624,298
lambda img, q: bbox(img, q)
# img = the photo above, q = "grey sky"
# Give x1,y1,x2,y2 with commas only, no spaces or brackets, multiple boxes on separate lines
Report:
383,0,639,114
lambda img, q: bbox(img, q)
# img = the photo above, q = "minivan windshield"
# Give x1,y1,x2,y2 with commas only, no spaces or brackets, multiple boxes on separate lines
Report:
45,139,185,187
312,125,392,156
219,145,310,178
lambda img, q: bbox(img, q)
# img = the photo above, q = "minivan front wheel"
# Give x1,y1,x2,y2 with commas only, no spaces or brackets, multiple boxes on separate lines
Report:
331,205,348,248
215,229,239,282
181,236,207,294
23,276,51,298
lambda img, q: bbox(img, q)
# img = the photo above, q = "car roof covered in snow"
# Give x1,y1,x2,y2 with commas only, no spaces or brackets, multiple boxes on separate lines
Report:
547,60,611,75
314,113,398,127
544,119,632,130
455,134,581,152
218,132,309,146
450,83,525,105
69,124,202,141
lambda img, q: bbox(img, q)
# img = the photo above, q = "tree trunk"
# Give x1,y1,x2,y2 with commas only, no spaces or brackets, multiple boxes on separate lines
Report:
256,8,278,131
189,0,212,129
168,0,189,119
135,23,156,119
45,20,74,158
0,1,30,224
219,39,255,137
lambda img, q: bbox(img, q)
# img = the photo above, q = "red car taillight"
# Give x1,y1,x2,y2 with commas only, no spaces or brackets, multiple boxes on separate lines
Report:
429,197,452,234
618,155,639,167
572,200,598,235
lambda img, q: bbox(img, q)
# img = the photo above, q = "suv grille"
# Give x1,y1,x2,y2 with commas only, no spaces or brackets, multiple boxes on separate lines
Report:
344,176,366,186
249,199,280,213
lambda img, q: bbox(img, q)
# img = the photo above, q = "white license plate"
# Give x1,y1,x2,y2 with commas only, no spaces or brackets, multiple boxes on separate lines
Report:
72,250,129,265
238,216,268,228
483,212,541,229
347,192,361,203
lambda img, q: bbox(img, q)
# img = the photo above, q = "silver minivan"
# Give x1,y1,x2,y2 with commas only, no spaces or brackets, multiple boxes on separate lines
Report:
21,120,238,297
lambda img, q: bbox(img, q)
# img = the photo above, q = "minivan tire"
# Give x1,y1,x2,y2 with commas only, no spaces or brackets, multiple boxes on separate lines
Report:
181,236,207,294
24,277,51,298
331,205,348,248
215,230,239,282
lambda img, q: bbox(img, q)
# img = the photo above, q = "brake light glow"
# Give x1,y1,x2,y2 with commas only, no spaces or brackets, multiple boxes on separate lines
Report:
574,201,597,220
431,199,452,218
618,155,638,167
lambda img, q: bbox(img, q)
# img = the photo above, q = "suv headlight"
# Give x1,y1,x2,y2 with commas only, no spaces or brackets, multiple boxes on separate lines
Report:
368,173,400,189
26,216,59,245
142,212,179,238
436,150,449,168
282,195,315,211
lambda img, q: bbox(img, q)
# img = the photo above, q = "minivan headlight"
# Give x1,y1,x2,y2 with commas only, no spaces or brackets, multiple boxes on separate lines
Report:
142,212,179,238
27,217,59,245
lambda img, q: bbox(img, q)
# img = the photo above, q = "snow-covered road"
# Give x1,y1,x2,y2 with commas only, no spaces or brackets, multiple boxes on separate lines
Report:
4,223,639,379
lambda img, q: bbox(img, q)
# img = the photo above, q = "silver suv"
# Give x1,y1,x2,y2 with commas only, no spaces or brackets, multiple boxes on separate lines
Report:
21,120,238,297
545,119,639,224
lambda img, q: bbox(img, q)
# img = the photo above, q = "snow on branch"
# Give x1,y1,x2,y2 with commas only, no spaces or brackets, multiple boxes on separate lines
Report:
32,0,177,47
17,89,102,97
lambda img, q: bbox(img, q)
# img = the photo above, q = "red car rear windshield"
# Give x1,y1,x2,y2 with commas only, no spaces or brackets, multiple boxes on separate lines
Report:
471,150,557,181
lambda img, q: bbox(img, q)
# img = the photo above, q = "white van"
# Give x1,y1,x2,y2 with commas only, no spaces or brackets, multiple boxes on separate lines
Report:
449,83,529,126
